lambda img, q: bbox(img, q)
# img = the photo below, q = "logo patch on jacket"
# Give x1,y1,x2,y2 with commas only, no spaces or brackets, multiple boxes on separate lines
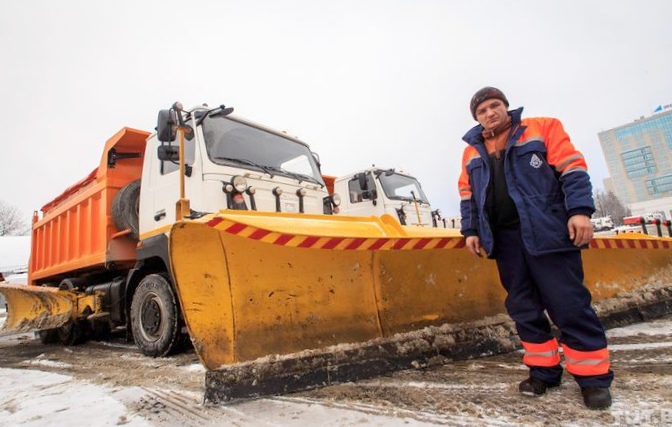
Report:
530,154,543,169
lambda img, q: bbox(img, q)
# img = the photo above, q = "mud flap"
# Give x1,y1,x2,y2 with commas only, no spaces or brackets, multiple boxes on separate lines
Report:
0,284,74,336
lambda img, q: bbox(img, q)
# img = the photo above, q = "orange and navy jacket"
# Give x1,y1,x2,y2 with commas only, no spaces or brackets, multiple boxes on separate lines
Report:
458,107,595,256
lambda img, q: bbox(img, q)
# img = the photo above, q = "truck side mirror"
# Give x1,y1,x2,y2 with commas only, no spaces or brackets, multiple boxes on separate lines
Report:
361,190,378,204
357,173,369,191
157,145,179,161
157,109,177,142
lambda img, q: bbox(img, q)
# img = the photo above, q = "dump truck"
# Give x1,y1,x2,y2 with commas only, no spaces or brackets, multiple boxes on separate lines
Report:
322,167,444,227
0,102,340,351
1,102,672,403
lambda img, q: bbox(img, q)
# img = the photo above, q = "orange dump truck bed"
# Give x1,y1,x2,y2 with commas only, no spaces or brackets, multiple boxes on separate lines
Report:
29,128,151,285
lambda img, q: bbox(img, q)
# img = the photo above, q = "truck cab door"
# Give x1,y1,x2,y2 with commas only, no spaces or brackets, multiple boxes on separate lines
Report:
140,137,196,234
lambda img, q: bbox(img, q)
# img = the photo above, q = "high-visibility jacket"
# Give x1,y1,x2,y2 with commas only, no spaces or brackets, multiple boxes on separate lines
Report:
458,107,595,256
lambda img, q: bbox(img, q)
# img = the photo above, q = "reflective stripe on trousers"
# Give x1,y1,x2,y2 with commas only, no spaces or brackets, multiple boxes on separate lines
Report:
521,338,561,367
562,344,611,377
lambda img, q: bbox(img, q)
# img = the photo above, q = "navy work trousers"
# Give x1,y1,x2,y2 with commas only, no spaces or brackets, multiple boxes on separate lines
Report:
493,226,614,388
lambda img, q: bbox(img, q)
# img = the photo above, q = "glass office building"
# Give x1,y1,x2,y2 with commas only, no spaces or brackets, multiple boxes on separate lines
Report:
598,107,672,219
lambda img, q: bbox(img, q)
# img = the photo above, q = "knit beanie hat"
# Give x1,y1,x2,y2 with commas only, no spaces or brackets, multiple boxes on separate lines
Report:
470,87,509,119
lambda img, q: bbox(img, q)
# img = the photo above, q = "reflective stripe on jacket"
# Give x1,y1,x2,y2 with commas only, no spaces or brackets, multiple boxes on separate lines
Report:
458,107,595,256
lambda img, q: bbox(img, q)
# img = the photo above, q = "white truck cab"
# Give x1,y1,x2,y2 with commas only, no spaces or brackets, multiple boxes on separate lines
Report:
590,216,614,232
329,168,439,227
139,104,338,236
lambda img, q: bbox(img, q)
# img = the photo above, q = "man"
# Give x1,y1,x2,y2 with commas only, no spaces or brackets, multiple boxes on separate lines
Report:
458,87,613,409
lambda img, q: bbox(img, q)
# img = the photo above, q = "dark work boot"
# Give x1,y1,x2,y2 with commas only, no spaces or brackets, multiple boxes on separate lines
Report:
581,387,612,409
518,377,560,396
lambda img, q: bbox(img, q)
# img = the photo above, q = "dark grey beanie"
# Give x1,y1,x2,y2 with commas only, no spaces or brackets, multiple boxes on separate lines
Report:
470,87,509,119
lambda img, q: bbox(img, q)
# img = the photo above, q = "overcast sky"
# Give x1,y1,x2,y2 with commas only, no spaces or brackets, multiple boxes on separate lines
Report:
1,0,671,225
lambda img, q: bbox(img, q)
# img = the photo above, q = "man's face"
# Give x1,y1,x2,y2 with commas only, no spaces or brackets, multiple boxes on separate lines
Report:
475,99,508,130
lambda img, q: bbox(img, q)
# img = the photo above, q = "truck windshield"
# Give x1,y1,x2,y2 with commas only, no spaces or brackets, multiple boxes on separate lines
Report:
378,172,430,204
202,116,324,185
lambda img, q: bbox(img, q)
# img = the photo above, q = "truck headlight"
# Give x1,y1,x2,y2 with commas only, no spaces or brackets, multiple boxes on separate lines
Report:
331,193,341,207
232,175,248,193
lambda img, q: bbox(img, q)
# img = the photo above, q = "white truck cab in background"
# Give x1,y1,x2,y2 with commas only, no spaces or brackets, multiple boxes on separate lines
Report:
326,167,441,227
590,216,614,232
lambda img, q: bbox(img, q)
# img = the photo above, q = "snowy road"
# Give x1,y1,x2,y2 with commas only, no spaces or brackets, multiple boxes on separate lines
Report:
2,310,672,426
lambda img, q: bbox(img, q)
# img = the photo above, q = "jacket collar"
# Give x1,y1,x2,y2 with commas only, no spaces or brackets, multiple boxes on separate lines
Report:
462,107,524,146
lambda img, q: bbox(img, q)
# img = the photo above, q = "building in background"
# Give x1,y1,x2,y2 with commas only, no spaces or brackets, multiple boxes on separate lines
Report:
598,105,672,220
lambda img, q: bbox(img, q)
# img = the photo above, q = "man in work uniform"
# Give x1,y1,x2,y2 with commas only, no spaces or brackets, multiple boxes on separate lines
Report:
457,87,613,409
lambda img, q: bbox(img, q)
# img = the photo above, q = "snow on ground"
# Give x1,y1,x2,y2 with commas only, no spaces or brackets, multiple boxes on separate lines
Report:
2,309,672,426
0,366,437,427
0,369,151,427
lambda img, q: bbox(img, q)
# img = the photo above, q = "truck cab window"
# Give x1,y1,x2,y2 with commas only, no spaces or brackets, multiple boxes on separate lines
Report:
202,116,324,184
378,172,429,203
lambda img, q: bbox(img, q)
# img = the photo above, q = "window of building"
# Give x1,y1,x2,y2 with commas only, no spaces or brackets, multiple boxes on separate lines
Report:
646,175,672,195
621,146,656,178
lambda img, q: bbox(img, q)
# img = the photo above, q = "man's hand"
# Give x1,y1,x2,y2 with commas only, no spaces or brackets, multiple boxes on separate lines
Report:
465,235,483,258
568,214,593,247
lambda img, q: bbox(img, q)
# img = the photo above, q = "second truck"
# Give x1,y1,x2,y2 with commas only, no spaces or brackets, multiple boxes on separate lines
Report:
323,167,444,227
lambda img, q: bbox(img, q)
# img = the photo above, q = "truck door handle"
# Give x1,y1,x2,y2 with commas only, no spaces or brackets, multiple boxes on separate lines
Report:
154,210,166,221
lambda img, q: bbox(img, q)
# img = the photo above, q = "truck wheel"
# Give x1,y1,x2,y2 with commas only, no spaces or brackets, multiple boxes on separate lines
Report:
130,274,181,357
37,282,61,344
58,321,87,346
112,179,141,238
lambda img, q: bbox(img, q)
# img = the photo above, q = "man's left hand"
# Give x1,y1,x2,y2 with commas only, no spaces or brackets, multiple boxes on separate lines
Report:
568,215,594,247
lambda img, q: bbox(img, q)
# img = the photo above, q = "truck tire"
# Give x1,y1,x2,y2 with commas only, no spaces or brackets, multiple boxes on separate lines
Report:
112,179,141,239
57,320,87,346
130,274,181,357
37,282,61,344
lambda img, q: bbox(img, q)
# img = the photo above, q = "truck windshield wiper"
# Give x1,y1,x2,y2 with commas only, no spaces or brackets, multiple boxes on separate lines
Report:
264,166,324,187
213,157,275,176
292,172,324,187
390,195,428,204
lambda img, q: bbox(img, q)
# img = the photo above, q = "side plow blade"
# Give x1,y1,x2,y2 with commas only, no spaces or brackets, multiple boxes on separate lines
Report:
167,213,672,402
0,284,74,336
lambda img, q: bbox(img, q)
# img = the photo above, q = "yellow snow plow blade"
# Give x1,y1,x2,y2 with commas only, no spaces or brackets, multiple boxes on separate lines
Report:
0,284,74,335
169,211,672,375
169,211,503,370
584,233,672,299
